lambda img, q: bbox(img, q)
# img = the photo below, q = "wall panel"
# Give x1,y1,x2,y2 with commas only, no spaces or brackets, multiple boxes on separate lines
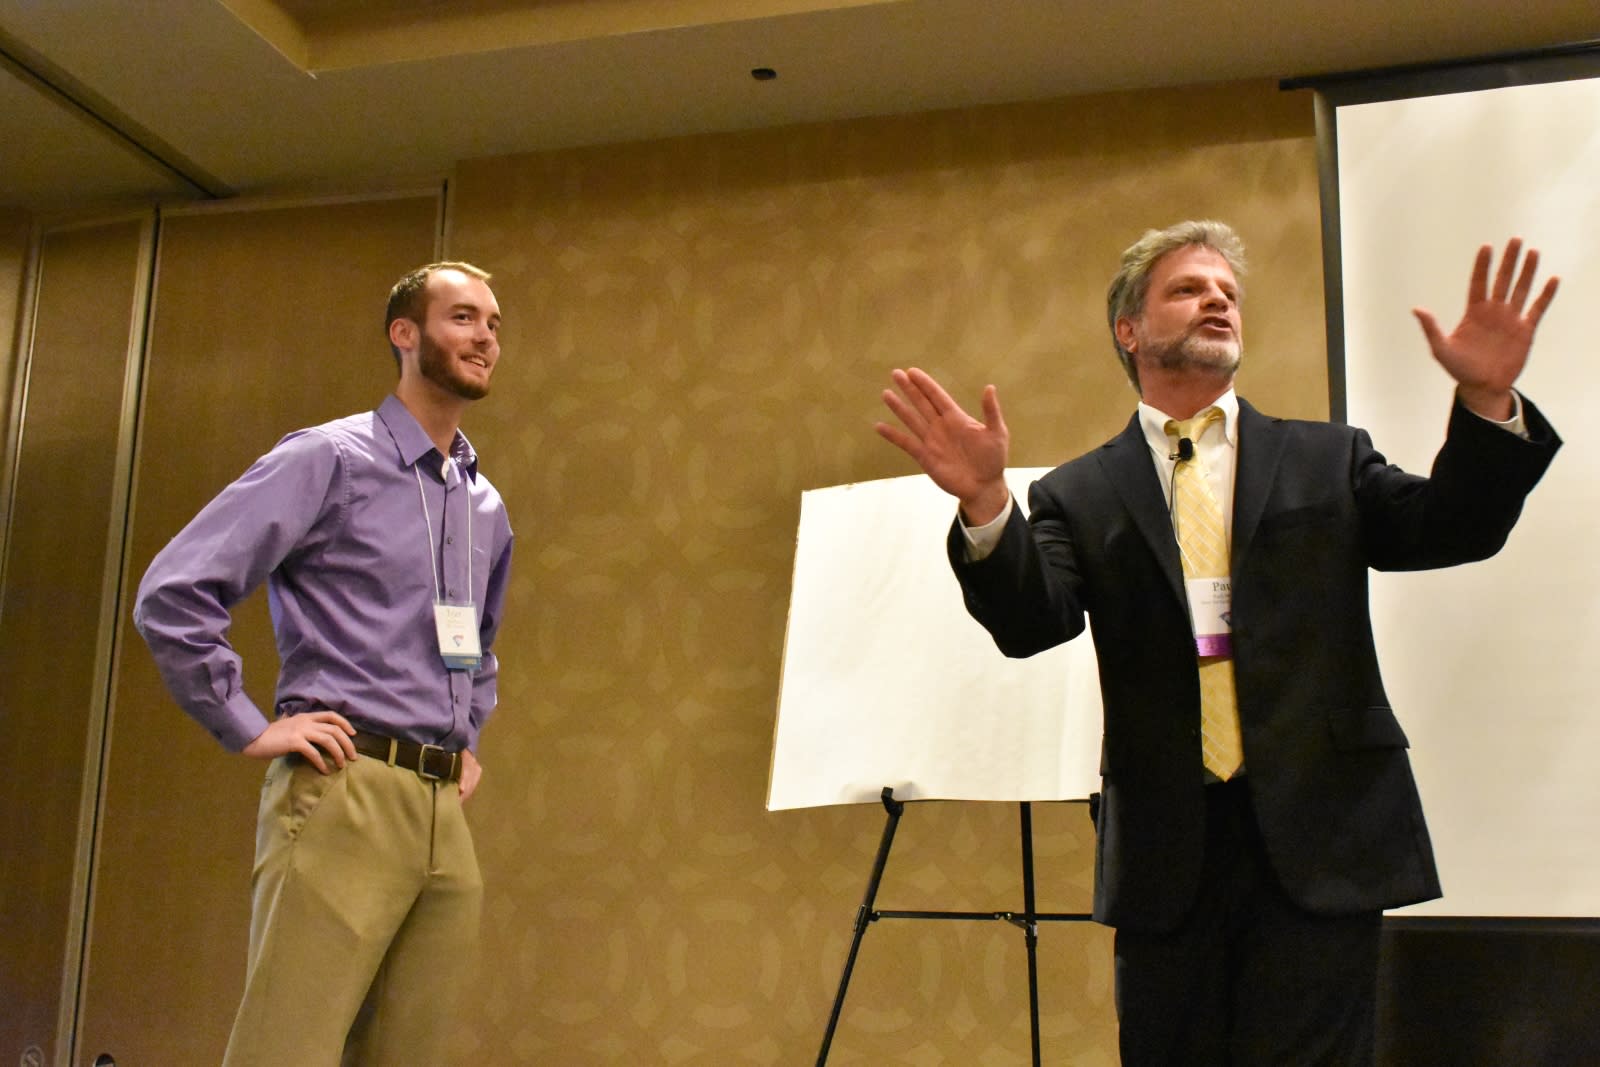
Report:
0,208,33,511
0,216,149,1067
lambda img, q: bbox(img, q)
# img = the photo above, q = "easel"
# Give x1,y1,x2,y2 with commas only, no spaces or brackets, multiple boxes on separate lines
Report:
816,788,1094,1066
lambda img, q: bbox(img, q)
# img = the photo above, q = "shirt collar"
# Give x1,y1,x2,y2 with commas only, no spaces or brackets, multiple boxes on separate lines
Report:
376,394,480,480
1137,387,1239,456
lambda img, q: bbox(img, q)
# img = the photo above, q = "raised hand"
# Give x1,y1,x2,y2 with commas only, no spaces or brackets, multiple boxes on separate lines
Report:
875,367,1011,524
1413,238,1559,421
242,708,358,773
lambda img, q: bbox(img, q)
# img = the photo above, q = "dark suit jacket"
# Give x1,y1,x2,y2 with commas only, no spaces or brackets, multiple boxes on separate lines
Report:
950,397,1560,933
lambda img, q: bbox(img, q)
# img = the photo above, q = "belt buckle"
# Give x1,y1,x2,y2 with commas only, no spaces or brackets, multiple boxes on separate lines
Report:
416,742,448,781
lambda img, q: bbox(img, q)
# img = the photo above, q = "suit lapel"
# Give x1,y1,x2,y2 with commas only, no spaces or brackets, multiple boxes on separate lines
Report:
1095,414,1187,607
1232,398,1284,571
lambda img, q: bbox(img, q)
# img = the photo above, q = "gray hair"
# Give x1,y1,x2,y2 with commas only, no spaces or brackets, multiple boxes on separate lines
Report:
1106,220,1247,392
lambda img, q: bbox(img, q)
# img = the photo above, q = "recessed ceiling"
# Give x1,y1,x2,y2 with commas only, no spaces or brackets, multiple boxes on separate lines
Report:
227,0,903,71
1,0,1597,215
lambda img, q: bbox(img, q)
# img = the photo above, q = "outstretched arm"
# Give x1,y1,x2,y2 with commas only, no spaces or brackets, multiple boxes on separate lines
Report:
1413,237,1559,421
875,367,1012,524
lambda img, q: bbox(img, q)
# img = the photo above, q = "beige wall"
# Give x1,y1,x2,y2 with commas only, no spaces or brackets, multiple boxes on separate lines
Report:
449,78,1324,1062
1,78,1323,1065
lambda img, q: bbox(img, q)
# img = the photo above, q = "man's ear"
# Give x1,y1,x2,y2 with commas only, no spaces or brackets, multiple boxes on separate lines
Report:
1114,315,1139,355
388,316,418,355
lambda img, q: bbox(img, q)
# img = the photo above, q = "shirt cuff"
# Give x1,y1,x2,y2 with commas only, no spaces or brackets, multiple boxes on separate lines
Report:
1465,389,1528,438
215,691,273,752
959,495,1015,562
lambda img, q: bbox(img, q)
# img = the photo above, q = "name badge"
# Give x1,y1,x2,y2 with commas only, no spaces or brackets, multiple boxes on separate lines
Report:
433,603,483,670
1185,576,1232,658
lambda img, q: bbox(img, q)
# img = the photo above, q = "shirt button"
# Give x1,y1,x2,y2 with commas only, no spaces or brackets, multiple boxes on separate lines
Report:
446,536,454,545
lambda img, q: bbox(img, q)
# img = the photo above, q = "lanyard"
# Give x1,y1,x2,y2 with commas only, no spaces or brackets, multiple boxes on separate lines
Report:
414,458,474,605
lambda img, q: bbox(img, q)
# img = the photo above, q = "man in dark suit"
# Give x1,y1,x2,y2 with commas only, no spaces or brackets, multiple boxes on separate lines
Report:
875,221,1560,1065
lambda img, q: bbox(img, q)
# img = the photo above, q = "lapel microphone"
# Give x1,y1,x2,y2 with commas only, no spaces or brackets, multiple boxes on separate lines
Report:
1169,438,1195,462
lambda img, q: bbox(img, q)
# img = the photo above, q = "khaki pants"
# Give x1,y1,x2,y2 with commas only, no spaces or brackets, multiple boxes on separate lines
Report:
223,754,482,1066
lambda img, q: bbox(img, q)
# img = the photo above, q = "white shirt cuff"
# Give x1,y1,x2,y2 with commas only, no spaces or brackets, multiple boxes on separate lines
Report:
959,495,1015,562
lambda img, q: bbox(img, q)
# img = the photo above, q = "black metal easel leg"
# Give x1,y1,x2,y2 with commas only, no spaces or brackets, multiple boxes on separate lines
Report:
1020,801,1043,1067
817,787,905,1066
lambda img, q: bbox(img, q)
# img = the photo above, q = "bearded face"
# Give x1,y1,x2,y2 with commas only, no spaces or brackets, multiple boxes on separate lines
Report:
1118,245,1243,388
417,323,492,401
1136,322,1242,379
401,269,500,401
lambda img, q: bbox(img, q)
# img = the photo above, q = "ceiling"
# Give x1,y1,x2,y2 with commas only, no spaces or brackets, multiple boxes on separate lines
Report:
2,0,1597,215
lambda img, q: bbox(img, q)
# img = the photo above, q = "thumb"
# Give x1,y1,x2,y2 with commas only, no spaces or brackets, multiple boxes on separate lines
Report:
980,384,1007,435
1411,307,1446,357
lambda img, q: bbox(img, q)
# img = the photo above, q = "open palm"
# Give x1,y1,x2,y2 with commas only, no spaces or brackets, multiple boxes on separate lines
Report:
1413,238,1559,418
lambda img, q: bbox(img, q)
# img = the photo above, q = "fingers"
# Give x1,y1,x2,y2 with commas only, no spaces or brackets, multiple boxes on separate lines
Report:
1509,245,1538,308
1481,238,1557,320
303,708,357,734
873,418,920,459
303,709,358,763
880,383,927,438
300,732,347,773
884,367,977,427
296,739,331,774
1527,276,1560,330
1467,243,1492,304
903,367,957,415
460,750,482,803
274,712,357,773
1488,238,1519,302
880,367,973,458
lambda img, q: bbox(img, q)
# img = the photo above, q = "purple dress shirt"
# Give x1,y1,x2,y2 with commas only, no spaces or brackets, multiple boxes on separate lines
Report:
134,394,514,753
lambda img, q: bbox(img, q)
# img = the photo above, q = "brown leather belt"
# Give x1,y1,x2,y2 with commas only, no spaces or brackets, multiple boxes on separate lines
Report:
351,730,463,783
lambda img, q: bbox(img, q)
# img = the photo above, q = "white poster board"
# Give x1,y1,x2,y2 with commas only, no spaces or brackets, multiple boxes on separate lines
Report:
767,470,1103,811
1336,75,1599,916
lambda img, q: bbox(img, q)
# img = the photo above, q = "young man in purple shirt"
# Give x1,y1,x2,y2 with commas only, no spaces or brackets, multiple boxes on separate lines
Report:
134,262,514,1065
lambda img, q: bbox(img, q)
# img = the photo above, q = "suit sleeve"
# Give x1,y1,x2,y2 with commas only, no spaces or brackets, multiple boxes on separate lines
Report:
947,480,1089,659
1357,395,1560,572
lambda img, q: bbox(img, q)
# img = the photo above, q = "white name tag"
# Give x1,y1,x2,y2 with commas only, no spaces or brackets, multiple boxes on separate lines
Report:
1185,576,1232,658
433,603,483,670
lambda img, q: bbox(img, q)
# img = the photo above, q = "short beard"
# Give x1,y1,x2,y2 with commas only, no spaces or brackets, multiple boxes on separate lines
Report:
418,329,490,401
1146,330,1241,379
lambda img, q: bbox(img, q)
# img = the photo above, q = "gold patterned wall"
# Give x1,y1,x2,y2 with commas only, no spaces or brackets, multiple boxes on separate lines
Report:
448,79,1325,1063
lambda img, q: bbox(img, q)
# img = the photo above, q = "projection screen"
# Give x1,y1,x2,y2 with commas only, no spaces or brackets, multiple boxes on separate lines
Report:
1323,54,1600,917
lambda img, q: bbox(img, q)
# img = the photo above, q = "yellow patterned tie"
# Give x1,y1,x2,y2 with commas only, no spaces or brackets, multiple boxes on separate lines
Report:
1166,408,1244,780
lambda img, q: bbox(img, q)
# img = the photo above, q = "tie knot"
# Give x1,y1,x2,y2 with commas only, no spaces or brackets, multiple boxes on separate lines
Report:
1166,406,1223,444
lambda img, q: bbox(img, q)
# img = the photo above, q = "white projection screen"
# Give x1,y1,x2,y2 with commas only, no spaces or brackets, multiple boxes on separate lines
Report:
1328,58,1600,917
